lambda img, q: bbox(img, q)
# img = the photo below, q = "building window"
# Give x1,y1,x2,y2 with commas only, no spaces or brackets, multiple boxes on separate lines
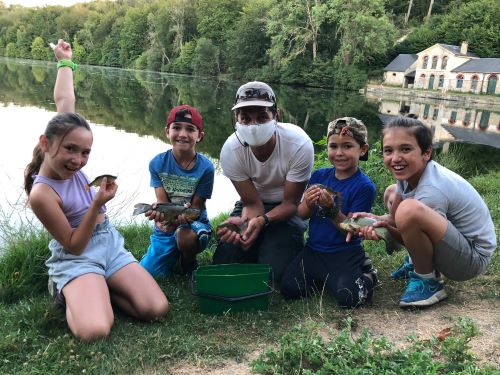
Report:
471,76,479,92
419,74,426,87
438,75,444,88
449,111,457,124
487,75,498,94
456,74,464,89
423,104,430,119
392,73,396,76
422,56,429,69
432,108,439,120
441,56,448,70
431,56,438,69
463,112,471,126
479,111,490,130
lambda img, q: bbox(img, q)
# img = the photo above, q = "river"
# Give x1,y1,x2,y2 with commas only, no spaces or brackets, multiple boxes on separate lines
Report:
1,57,499,249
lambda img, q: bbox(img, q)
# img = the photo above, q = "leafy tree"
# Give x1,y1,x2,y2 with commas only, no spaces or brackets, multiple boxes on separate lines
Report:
226,0,272,78
119,7,149,67
31,36,47,60
191,37,220,76
327,0,396,66
5,42,16,57
72,36,87,63
166,40,196,74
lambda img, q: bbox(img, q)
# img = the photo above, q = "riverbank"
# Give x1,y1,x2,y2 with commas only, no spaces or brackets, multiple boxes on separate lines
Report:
364,84,500,108
1,168,498,374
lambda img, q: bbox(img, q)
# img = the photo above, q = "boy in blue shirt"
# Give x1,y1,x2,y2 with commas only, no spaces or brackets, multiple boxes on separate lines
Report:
140,105,215,277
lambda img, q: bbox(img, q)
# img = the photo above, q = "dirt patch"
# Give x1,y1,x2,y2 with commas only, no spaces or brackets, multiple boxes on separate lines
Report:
145,296,499,374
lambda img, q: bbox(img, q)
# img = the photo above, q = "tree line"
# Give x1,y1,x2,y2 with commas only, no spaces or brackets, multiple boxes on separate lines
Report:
0,0,499,89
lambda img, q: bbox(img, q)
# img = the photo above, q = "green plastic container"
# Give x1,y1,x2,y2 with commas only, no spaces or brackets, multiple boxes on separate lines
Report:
192,264,272,315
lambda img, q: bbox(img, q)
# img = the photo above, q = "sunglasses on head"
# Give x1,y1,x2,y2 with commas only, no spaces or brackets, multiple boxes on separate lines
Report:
235,88,276,103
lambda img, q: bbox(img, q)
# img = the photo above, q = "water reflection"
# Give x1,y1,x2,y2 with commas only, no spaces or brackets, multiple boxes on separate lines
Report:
372,95,500,149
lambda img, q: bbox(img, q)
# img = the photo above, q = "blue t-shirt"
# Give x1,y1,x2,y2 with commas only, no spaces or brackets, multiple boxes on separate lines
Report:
306,167,376,253
149,150,215,224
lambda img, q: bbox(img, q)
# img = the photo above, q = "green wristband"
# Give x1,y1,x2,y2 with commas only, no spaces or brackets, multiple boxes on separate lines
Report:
57,59,77,71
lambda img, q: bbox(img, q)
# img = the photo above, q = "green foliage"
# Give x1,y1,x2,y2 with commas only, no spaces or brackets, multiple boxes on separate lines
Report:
251,317,491,374
165,40,196,74
191,37,219,76
5,42,16,57
30,36,48,60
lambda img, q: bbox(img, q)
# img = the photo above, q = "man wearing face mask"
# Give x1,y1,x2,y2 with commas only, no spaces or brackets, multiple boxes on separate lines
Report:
213,81,314,284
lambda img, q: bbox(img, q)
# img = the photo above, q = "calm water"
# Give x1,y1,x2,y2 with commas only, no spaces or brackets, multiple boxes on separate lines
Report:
1,57,499,246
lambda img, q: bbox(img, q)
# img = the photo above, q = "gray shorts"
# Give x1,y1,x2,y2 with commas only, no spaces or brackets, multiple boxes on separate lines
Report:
45,218,137,293
434,221,491,281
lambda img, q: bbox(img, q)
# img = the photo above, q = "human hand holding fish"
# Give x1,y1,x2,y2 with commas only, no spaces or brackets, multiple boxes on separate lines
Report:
132,202,200,226
92,176,118,206
216,217,250,247
341,213,402,255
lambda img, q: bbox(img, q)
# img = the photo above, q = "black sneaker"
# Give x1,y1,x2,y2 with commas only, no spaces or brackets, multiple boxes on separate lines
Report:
361,256,374,273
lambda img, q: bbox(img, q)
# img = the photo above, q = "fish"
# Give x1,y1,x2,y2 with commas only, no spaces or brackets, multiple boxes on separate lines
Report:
339,217,402,255
216,220,249,236
132,203,200,223
85,174,117,191
310,183,343,211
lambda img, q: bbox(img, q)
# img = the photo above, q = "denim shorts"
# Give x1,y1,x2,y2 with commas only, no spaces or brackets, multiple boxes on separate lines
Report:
434,221,491,281
45,218,137,293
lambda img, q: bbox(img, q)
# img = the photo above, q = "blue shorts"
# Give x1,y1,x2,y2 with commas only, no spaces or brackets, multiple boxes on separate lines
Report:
45,218,137,293
140,220,211,277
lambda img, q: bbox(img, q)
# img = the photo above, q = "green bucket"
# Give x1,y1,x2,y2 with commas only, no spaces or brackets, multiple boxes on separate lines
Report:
192,263,273,315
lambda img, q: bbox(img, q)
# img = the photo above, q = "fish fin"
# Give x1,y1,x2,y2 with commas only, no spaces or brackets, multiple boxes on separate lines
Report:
132,203,151,216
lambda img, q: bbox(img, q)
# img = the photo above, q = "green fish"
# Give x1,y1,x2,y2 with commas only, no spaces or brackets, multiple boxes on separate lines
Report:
216,220,248,236
132,203,200,223
85,174,117,191
339,217,402,255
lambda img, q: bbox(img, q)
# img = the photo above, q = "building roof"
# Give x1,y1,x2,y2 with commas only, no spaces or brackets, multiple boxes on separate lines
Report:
452,58,500,74
443,125,500,149
438,44,478,58
384,54,417,72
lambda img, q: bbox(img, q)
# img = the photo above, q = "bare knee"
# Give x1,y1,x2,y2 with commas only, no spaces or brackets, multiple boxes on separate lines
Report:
72,320,113,342
383,184,397,211
138,295,169,322
394,199,426,230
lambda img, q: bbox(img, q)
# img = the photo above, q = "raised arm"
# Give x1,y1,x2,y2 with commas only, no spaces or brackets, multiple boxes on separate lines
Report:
52,39,75,113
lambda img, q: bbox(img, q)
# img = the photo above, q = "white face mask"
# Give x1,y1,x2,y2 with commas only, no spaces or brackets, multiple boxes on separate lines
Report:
235,120,276,147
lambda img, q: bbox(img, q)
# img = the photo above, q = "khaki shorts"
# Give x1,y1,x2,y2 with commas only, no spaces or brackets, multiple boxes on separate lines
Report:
434,221,491,281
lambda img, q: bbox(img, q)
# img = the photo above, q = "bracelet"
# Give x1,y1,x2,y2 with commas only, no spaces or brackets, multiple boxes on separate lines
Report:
258,214,270,227
57,59,77,71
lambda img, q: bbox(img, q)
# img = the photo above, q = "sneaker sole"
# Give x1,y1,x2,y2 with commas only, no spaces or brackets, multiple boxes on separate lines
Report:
399,289,448,307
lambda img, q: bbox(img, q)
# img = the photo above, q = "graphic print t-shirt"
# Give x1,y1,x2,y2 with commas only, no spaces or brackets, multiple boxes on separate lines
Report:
149,149,215,224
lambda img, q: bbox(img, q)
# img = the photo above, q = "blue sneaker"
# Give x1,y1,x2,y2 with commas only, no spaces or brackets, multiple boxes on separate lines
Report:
391,255,414,280
399,272,447,307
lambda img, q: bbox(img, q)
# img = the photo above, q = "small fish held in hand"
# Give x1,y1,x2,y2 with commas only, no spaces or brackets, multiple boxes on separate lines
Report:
340,217,402,255
85,174,117,191
132,203,200,223
216,220,249,236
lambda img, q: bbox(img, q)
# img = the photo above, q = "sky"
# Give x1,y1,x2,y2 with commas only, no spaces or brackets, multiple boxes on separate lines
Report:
2,0,93,6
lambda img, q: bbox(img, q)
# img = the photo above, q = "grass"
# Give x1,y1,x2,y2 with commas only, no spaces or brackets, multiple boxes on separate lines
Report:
1,152,499,374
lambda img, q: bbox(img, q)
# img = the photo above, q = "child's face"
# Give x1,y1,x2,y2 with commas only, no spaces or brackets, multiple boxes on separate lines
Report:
166,122,202,151
382,128,431,188
327,133,368,178
42,127,93,180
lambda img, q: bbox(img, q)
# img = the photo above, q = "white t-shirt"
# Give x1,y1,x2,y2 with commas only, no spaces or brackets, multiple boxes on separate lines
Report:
220,122,314,203
396,160,497,257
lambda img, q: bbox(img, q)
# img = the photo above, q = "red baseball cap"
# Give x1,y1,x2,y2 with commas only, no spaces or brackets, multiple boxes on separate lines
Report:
166,105,203,131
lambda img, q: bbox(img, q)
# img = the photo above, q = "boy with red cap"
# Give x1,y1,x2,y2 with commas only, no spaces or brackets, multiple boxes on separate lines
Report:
139,105,215,277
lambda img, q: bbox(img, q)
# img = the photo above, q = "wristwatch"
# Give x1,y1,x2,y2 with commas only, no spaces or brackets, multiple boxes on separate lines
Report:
258,214,270,227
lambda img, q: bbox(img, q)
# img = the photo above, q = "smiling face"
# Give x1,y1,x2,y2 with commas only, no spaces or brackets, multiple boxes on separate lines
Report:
166,121,202,151
382,127,432,188
327,133,368,179
41,126,93,180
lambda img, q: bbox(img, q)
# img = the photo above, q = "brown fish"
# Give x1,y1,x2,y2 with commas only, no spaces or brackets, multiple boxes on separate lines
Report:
216,220,248,236
310,183,343,211
85,174,117,191
132,203,200,223
340,217,402,255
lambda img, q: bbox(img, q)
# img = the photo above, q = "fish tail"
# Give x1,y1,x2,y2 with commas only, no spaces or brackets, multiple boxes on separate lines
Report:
132,203,151,216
